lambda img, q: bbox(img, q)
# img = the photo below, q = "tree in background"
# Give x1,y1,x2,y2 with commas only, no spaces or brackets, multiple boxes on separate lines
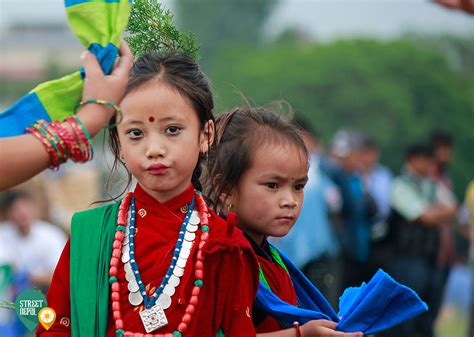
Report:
174,0,279,65
208,36,473,198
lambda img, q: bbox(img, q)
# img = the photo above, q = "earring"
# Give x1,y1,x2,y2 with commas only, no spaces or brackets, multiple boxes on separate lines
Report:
226,202,233,213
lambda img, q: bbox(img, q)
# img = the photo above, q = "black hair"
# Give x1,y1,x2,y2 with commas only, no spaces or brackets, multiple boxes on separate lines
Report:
405,143,434,160
429,130,453,148
107,52,215,198
206,104,308,212
0,190,32,213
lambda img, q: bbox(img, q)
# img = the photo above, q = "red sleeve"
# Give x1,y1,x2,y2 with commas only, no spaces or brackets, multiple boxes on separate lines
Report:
219,246,259,337
36,239,71,336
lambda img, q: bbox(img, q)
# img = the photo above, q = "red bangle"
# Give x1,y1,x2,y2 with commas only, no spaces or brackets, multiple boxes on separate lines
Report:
293,321,302,337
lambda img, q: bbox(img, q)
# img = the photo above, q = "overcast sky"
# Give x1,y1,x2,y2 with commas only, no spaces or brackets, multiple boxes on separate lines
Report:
0,0,473,40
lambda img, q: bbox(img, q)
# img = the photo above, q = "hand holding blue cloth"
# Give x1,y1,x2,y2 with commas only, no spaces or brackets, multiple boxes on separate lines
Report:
255,245,428,335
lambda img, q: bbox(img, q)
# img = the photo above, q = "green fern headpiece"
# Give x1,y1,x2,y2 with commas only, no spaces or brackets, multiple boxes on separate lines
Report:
126,0,199,59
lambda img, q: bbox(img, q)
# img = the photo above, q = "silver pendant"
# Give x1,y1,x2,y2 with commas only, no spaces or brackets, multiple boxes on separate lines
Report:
184,231,196,242
189,214,200,225
179,247,191,260
128,279,139,293
157,293,172,310
128,291,143,306
177,257,187,269
187,224,198,233
139,304,168,333
121,250,130,264
125,270,135,282
182,239,194,250
168,274,180,288
173,265,185,277
163,283,176,297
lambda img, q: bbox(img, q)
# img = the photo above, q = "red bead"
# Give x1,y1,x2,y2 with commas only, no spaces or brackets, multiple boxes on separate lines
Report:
197,251,203,261
124,332,133,337
112,301,120,311
164,334,173,337
115,232,125,240
109,266,118,276
110,257,120,267
190,295,198,306
198,241,206,249
113,310,121,320
192,286,200,296
113,241,121,249
115,319,124,329
145,334,154,337
112,249,121,258
185,304,195,315
111,291,120,301
111,283,120,292
133,333,143,337
178,323,188,333
195,260,203,270
182,313,192,324
195,270,203,279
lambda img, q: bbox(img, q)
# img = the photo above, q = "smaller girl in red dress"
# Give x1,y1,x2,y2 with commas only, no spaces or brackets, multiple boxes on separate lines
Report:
37,53,259,337
207,106,363,337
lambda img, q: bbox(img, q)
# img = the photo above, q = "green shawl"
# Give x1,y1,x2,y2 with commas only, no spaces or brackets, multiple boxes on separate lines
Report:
70,201,119,337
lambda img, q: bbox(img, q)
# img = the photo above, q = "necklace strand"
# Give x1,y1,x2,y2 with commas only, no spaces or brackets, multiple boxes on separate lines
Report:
109,191,211,337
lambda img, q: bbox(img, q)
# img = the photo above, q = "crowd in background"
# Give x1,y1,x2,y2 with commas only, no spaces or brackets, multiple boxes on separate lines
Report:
272,121,473,337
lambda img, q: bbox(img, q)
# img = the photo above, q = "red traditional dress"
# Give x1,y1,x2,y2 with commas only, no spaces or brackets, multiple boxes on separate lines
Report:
37,184,259,337
245,235,298,333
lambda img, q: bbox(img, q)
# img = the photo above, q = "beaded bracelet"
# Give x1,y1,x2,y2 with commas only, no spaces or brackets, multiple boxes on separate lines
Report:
25,117,93,170
293,321,302,337
75,99,123,128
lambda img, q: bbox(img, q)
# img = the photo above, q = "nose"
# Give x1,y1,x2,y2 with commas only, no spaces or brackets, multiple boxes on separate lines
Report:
280,191,299,209
145,135,166,159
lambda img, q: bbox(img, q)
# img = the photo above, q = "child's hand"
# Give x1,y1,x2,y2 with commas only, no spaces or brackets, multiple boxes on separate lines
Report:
81,40,133,107
300,320,363,337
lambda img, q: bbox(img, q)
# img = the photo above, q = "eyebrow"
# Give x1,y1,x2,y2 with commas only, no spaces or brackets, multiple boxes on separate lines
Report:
122,115,185,125
260,174,308,182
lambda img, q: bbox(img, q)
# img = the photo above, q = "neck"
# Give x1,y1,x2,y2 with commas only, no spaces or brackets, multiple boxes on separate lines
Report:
243,229,265,246
139,180,192,204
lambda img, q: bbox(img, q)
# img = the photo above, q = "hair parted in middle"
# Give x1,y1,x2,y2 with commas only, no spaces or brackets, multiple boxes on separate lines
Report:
107,52,215,199
205,102,309,213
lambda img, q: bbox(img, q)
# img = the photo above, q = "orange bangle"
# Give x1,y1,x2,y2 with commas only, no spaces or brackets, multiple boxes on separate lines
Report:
293,321,302,337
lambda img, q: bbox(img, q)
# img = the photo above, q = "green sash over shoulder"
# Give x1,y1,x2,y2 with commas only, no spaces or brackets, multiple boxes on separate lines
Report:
70,201,120,337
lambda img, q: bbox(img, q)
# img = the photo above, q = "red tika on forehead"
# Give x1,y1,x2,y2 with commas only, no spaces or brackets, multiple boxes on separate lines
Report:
148,116,155,122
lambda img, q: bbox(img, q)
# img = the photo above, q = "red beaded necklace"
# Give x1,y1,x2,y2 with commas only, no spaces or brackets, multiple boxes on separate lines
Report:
108,191,211,337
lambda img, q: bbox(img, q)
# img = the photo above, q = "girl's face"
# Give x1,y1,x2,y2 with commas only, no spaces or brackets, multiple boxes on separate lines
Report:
118,80,213,202
231,142,308,245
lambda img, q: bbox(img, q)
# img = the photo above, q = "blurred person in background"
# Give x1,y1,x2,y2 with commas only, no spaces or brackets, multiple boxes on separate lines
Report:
380,143,457,337
0,190,66,293
322,129,376,294
359,135,393,244
271,116,342,308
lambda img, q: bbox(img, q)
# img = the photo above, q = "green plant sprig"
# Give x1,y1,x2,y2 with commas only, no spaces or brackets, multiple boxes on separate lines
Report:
126,0,199,59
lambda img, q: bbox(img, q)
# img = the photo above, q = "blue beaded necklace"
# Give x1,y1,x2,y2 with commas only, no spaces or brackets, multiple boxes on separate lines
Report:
128,195,196,310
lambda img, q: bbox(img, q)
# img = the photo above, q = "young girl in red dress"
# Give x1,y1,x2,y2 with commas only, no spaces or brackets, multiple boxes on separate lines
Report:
37,53,259,337
207,106,363,337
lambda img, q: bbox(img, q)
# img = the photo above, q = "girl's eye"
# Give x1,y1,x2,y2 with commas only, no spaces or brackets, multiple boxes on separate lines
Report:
165,125,182,135
266,182,279,190
126,129,143,139
295,183,306,191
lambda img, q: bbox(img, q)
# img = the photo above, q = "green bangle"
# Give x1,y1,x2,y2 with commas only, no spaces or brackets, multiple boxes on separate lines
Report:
74,99,123,128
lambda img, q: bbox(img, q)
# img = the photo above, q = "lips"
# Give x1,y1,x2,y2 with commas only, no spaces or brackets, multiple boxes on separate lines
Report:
147,163,169,175
275,215,295,221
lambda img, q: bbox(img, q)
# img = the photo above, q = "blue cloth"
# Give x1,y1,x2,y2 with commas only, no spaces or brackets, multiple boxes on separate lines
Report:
0,93,50,138
271,155,340,267
255,245,428,334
